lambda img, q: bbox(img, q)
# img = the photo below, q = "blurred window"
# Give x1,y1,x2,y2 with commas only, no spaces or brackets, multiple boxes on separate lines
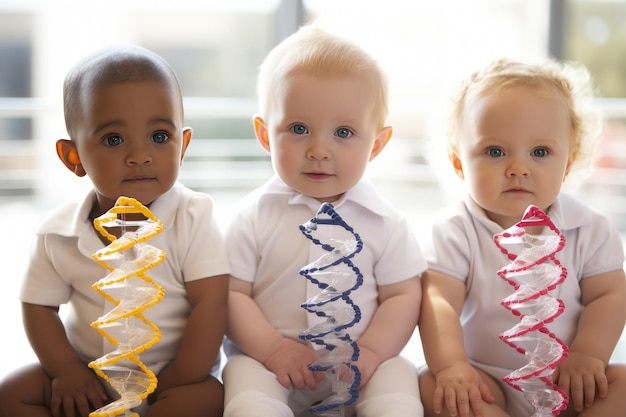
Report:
0,0,625,228
558,0,626,229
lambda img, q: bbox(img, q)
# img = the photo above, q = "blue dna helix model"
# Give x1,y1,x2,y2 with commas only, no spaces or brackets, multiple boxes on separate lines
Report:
299,203,364,416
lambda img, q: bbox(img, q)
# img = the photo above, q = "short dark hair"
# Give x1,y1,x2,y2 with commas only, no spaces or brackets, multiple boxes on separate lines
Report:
63,44,182,137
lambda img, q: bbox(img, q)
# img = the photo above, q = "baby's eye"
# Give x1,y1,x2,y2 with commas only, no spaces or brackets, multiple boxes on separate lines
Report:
487,147,504,157
291,124,308,135
532,148,548,157
151,132,169,144
335,128,353,139
104,135,123,147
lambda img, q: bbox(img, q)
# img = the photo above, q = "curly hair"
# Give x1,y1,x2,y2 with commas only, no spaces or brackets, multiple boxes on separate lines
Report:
447,58,601,172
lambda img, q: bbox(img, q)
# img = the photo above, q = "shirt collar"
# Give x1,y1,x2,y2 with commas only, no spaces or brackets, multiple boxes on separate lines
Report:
465,192,592,234
37,182,183,237
543,193,592,231
263,175,392,218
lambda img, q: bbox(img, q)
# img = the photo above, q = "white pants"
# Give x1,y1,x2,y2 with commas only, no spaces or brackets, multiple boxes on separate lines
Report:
223,354,423,417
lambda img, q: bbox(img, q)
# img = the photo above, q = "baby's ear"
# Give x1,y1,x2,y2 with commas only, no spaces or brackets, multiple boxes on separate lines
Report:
56,139,86,177
253,116,271,153
368,126,392,161
564,146,579,179
448,147,464,180
180,128,193,164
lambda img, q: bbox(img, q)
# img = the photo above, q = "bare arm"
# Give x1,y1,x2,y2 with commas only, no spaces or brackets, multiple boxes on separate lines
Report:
226,277,284,361
227,276,322,389
553,269,626,411
154,274,229,396
418,271,467,372
571,270,626,364
22,302,107,417
418,270,493,417
23,303,83,376
355,277,421,386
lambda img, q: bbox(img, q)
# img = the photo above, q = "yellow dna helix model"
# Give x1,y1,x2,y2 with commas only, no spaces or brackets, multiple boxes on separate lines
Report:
88,197,166,417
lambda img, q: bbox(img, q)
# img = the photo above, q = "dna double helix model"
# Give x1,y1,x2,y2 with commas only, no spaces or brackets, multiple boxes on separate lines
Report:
299,203,363,416
89,197,166,417
494,205,569,416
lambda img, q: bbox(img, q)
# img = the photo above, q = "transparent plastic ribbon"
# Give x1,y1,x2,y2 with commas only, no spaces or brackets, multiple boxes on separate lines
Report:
299,203,363,416
493,205,569,416
88,197,165,417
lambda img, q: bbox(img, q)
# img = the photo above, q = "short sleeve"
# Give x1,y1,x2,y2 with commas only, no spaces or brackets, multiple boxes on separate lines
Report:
426,210,473,282
374,215,427,286
20,233,73,306
180,193,230,282
578,214,625,279
224,205,258,283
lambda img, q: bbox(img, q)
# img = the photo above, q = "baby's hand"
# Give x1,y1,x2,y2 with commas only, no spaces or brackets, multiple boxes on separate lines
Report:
263,338,323,390
353,345,381,389
553,351,607,412
434,362,493,417
50,361,108,417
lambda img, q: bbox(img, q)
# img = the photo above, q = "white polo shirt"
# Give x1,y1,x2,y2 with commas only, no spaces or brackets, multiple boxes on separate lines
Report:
20,182,230,370
224,175,427,355
426,193,625,371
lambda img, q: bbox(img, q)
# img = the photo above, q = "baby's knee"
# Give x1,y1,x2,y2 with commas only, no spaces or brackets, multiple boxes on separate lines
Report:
224,390,293,417
417,365,438,409
356,392,423,417
0,377,12,415
0,363,51,416
605,363,626,392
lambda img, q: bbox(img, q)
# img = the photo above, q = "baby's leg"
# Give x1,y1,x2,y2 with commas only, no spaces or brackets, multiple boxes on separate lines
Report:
0,363,54,417
418,364,510,417
222,354,294,417
144,374,223,417
356,356,423,417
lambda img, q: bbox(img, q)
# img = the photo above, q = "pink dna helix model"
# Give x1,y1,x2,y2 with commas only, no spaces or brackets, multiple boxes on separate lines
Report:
299,203,363,416
493,205,569,416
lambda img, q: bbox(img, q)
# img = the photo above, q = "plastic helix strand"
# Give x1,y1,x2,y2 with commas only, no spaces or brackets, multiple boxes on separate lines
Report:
299,203,363,416
493,205,569,416
88,197,166,417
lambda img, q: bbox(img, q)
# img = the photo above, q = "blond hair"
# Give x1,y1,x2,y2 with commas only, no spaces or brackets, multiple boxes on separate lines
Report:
448,58,601,172
257,25,388,129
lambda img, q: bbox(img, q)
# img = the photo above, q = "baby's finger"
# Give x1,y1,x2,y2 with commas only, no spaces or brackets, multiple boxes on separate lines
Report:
62,395,77,417
314,370,326,383
444,388,459,416
569,376,585,412
582,373,597,407
432,386,444,414
303,369,319,391
86,387,107,412
478,379,495,403
470,386,486,416
557,374,571,399
595,371,609,399
275,370,292,388
454,390,473,417
75,393,93,417
288,370,306,390
50,394,62,417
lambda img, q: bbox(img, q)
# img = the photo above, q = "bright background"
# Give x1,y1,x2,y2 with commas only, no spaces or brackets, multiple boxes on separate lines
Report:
2,0,626,379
